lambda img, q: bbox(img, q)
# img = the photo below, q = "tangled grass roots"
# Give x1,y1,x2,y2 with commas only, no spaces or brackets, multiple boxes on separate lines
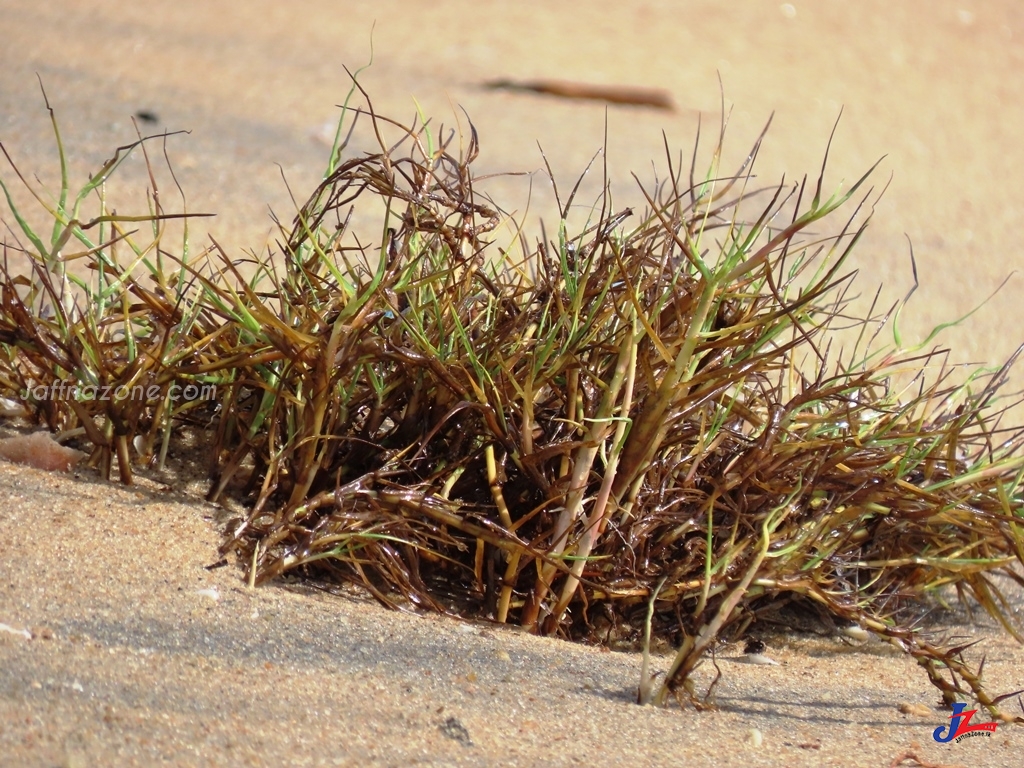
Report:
2,93,1023,716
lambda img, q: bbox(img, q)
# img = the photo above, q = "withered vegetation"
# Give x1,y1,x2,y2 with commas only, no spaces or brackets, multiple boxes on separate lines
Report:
2,85,1023,718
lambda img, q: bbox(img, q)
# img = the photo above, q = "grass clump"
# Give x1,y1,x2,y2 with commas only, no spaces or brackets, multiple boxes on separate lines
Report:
2,83,1023,719
0,90,220,482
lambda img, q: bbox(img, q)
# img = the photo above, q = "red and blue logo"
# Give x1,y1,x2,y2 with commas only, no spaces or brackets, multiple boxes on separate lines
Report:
932,703,998,743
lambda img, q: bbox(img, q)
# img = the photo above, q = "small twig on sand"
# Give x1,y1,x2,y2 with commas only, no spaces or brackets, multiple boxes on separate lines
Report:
483,78,675,110
887,751,965,768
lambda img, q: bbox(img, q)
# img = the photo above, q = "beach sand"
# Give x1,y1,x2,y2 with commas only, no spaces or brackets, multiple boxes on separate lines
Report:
2,2,1023,765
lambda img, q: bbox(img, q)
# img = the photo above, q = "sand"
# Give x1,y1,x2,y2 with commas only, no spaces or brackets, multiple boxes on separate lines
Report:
2,1,1023,766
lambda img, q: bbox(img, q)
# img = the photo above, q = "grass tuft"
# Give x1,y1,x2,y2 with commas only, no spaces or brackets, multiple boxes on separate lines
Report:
2,86,1023,719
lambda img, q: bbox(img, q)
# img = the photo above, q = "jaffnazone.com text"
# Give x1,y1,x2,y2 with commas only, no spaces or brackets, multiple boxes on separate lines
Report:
24,381,217,403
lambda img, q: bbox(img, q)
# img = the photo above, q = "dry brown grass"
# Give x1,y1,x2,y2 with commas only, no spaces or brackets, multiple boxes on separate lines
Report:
2,84,1023,718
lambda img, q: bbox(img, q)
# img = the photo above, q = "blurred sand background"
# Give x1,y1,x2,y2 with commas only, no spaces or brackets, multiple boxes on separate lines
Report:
2,1,1024,766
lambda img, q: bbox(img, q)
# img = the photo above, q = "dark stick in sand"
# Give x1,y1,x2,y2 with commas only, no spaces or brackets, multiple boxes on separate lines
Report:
484,78,675,110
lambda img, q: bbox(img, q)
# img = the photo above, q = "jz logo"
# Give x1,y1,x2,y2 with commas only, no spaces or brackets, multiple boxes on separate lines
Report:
932,702,998,743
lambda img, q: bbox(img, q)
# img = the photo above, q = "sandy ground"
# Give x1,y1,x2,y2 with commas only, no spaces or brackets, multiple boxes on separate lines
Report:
2,458,1023,768
2,1,1024,766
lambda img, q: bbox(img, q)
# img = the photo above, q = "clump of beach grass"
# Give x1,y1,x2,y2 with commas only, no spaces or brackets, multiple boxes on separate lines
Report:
2,82,1023,720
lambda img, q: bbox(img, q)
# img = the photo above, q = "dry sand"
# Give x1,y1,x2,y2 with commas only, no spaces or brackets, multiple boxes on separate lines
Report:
2,1,1024,766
